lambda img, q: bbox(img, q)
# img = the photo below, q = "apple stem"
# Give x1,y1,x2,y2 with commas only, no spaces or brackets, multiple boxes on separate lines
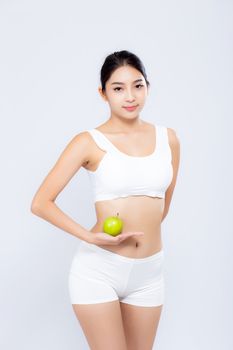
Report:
117,212,119,217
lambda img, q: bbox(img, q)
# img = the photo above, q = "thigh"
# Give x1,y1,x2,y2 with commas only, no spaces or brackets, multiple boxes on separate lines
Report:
119,252,165,350
120,302,163,350
68,242,122,304
69,271,119,304
72,300,128,350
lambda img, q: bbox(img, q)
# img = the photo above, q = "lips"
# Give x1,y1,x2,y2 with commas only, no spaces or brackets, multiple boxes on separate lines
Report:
123,105,138,111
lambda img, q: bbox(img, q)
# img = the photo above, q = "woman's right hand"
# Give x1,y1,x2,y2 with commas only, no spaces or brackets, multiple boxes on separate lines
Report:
86,231,145,246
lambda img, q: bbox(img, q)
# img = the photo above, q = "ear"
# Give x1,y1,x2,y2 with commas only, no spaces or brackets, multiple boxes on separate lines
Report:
98,86,108,101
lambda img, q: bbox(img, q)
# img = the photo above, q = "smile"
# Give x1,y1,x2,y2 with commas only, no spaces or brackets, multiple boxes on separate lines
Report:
123,105,138,111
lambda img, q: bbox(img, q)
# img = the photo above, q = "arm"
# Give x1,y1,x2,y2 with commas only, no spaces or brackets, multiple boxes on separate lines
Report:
30,131,92,243
161,127,181,222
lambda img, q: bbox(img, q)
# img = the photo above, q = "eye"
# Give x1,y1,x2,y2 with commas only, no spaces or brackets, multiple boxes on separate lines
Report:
113,84,144,92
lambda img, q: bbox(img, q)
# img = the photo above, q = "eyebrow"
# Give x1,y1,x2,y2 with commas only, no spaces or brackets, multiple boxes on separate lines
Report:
111,78,144,85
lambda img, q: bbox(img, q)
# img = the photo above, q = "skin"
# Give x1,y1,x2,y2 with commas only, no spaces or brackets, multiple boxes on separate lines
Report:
83,65,180,258
72,67,180,349
31,64,180,350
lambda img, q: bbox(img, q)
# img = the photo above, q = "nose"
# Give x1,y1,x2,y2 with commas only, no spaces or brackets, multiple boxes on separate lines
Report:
125,89,135,102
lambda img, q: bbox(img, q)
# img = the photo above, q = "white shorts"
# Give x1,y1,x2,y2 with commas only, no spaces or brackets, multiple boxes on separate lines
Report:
68,240,165,307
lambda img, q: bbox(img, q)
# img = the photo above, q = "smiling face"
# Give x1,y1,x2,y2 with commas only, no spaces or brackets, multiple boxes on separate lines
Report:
98,65,149,121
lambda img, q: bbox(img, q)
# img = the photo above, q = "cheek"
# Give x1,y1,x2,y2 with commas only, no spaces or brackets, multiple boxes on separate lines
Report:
137,88,147,96
138,91,147,102
109,94,124,106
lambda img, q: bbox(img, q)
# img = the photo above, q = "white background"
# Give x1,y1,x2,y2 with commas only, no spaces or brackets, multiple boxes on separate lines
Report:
0,0,232,349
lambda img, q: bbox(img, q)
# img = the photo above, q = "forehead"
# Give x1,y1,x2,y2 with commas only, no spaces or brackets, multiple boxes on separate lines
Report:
108,65,144,84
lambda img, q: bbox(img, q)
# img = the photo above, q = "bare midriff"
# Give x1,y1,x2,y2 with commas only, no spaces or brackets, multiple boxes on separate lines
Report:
84,122,166,258
89,195,165,258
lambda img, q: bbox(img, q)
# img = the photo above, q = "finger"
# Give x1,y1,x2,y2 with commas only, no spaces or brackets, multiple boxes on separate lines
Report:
125,232,144,237
119,234,140,241
104,231,144,238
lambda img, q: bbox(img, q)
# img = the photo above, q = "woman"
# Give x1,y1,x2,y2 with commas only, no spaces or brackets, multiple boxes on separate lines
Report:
31,50,180,350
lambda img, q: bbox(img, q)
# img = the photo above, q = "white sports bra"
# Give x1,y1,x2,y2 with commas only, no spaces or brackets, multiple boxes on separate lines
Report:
85,124,173,203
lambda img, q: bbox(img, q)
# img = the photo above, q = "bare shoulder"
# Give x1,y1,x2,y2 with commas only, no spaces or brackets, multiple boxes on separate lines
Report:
67,130,94,162
167,127,180,147
166,127,180,169
69,130,91,145
30,130,94,206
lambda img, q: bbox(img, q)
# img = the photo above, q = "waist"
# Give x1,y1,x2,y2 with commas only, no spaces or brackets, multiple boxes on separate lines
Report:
80,239,164,262
89,227,162,259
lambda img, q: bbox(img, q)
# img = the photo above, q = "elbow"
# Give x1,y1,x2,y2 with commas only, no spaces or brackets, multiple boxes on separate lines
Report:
30,201,41,215
30,199,51,215
161,208,169,222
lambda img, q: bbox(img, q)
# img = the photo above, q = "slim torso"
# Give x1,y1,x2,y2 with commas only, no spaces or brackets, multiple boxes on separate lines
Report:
90,196,165,258
83,121,168,258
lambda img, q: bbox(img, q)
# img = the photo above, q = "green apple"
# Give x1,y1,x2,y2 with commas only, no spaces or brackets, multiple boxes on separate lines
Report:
103,212,123,236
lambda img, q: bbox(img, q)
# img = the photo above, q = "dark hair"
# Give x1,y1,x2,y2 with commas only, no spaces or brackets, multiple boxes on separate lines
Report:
100,50,150,93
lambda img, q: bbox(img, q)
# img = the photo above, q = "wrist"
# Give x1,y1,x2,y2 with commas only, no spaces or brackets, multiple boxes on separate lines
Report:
84,231,94,244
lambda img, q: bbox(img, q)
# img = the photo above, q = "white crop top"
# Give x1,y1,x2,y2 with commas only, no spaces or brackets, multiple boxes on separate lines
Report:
85,124,173,203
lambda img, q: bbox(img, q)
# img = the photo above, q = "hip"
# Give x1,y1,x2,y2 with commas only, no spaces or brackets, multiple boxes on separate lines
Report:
68,240,165,305
89,230,163,258
69,240,165,287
